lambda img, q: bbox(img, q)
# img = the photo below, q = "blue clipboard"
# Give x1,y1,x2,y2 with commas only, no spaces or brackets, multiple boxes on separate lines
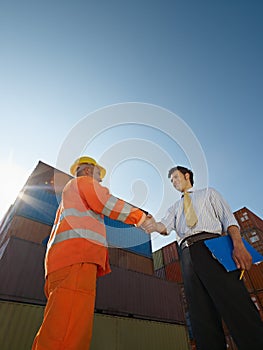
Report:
204,235,263,272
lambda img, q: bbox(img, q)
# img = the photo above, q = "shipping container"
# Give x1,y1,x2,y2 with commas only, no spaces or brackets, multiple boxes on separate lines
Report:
152,249,164,270
15,188,61,226
0,301,44,350
0,161,69,228
0,237,46,304
105,216,152,258
0,301,190,350
24,161,72,191
162,241,179,265
108,247,153,275
96,265,186,323
92,313,190,350
165,261,183,283
0,215,52,248
0,237,184,323
154,266,166,279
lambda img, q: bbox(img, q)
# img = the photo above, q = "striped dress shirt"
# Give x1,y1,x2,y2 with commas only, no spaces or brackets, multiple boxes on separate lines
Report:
161,187,239,245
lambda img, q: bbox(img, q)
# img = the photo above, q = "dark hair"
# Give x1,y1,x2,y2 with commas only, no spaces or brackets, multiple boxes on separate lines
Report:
168,166,194,186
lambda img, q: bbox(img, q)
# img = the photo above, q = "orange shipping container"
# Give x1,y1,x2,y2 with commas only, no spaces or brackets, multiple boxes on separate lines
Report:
162,242,179,265
108,247,154,275
165,261,183,283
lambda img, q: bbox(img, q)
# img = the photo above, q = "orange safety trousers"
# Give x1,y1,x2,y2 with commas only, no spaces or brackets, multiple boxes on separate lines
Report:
32,263,97,350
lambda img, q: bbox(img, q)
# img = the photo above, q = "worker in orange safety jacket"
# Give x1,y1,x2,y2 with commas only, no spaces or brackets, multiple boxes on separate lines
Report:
32,156,150,350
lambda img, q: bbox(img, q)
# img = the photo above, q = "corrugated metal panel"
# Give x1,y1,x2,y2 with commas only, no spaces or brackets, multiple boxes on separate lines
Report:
0,301,189,350
162,242,179,265
104,216,132,229
0,237,184,323
15,188,61,226
92,314,189,350
108,247,153,275
154,266,166,279
124,241,152,258
152,249,164,270
105,217,152,258
0,237,46,304
165,261,183,283
96,266,186,323
0,215,51,247
246,263,263,291
0,301,44,350
24,161,71,190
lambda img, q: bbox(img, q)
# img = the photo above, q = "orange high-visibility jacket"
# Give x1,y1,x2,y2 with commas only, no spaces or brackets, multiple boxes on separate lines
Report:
45,176,146,277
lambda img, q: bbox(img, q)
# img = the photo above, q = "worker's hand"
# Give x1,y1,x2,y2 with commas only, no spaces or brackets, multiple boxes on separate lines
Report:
232,242,252,271
141,214,157,234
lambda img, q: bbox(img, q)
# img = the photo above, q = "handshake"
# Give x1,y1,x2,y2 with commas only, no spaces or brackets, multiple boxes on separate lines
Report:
141,214,168,236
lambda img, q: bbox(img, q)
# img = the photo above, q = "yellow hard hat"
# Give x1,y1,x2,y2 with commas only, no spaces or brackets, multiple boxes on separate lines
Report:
70,156,106,178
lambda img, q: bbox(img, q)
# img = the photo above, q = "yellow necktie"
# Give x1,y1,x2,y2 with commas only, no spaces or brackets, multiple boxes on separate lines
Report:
183,192,198,227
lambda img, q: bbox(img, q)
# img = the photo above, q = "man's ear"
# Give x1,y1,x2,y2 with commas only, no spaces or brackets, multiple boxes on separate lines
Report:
84,166,91,176
185,173,190,181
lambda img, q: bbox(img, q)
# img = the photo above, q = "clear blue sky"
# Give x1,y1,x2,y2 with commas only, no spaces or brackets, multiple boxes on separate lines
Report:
1,0,263,250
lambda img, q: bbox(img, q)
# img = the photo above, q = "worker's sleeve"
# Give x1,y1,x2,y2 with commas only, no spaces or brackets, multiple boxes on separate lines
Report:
79,177,146,227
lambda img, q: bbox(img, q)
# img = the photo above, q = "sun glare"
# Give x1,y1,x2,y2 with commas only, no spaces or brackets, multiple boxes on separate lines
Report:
0,163,29,219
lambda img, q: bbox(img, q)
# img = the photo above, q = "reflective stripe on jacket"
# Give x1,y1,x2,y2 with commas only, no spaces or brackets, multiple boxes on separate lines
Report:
45,176,145,278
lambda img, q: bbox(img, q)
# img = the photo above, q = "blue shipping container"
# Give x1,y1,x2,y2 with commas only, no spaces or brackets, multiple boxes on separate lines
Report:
104,217,152,258
15,187,61,226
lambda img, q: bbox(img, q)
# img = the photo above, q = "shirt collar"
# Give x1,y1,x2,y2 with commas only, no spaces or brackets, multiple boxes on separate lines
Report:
181,187,195,198
185,186,195,193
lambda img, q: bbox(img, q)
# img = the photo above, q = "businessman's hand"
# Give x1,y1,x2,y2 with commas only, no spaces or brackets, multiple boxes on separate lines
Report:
141,214,157,233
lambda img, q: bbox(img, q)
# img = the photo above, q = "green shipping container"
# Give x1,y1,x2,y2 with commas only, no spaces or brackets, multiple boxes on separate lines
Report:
152,249,164,270
91,313,190,350
0,301,190,350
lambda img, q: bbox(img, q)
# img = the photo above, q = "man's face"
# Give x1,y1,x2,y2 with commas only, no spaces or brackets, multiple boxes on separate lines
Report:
170,170,190,192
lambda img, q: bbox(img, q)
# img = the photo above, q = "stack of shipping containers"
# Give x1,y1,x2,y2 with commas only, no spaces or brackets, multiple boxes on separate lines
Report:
152,243,194,349
0,161,190,350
